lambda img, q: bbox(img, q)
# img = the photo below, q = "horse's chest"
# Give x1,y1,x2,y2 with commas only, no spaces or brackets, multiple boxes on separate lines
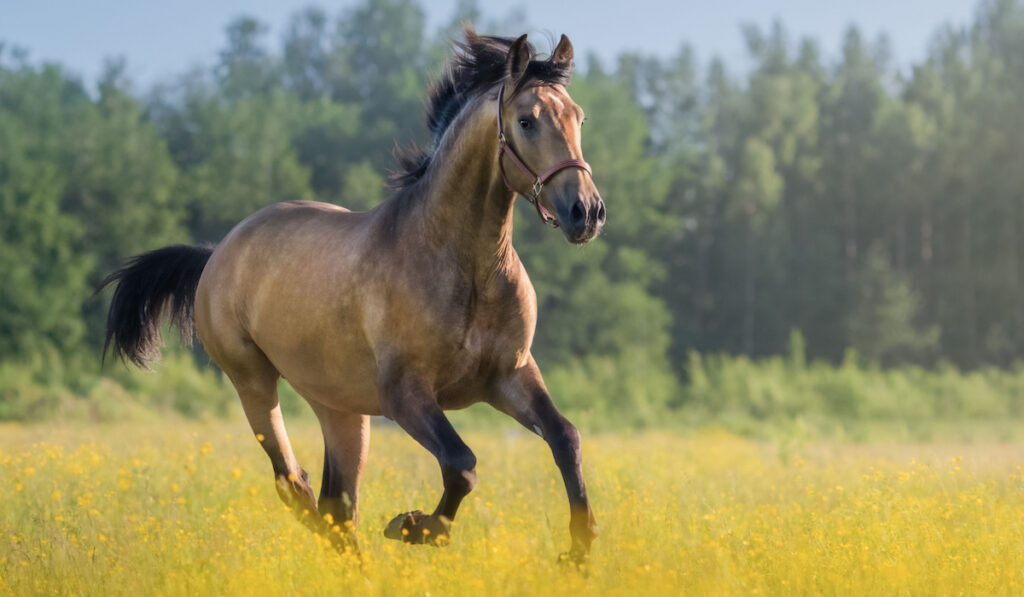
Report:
432,291,531,386
378,256,533,387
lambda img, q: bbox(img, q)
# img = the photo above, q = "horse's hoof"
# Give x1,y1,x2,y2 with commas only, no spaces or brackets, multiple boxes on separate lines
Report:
558,550,591,576
383,510,451,545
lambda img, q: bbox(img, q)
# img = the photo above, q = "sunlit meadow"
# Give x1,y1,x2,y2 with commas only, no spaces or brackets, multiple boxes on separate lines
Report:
2,421,1024,596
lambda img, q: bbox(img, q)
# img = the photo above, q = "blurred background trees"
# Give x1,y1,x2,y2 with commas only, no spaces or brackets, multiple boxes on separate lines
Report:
4,0,1024,423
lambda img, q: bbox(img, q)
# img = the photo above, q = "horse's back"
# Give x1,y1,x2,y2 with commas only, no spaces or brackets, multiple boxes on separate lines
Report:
198,200,366,310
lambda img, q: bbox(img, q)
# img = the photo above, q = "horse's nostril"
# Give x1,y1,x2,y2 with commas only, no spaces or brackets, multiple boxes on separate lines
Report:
571,200,585,226
596,201,606,224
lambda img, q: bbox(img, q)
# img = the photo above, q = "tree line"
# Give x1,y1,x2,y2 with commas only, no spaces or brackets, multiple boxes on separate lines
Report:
3,0,1024,402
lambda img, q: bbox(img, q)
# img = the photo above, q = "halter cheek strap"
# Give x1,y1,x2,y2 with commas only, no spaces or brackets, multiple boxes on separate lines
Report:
496,83,593,228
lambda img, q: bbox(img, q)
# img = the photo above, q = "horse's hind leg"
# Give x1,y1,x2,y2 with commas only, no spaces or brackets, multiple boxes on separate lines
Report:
310,403,369,550
223,354,321,531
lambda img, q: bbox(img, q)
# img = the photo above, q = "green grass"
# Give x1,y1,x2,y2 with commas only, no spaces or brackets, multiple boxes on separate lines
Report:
7,345,1024,442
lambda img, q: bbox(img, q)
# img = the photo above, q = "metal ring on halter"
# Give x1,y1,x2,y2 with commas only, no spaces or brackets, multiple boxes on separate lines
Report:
495,83,593,228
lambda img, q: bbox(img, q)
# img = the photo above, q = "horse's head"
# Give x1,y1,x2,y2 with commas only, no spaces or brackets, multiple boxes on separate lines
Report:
498,34,606,244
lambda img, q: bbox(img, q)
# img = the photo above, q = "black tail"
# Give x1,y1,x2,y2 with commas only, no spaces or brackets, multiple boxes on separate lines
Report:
97,244,214,368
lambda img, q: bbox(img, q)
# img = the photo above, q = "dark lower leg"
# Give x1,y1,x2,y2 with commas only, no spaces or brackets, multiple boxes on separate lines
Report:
312,408,368,551
434,448,477,520
547,419,598,556
518,394,597,559
319,446,355,525
489,361,598,562
380,373,476,542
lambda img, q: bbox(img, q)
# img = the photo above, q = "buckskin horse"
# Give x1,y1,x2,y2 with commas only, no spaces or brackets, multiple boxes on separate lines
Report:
100,30,605,563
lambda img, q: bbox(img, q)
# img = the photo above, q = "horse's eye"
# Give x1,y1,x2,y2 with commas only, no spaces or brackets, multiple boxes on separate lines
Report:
518,118,532,130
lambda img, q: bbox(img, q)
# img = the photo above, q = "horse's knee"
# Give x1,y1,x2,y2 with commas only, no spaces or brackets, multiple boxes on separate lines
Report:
442,451,477,496
549,417,582,456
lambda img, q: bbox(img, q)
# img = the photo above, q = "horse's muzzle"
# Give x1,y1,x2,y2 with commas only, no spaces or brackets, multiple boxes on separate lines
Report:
561,194,606,244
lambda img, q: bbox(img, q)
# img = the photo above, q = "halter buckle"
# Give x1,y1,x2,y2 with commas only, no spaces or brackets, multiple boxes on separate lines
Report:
531,179,544,198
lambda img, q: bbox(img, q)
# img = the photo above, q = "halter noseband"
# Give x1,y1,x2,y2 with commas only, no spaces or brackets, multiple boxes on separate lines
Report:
496,83,593,228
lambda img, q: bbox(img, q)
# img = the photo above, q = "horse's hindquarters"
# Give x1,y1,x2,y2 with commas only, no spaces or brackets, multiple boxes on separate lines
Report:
195,201,382,415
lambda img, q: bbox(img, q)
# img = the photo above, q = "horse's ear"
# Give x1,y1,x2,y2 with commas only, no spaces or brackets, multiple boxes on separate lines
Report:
550,34,574,69
506,34,530,86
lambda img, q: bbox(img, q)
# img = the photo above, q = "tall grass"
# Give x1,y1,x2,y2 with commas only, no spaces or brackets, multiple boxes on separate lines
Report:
4,335,1024,439
680,335,1024,440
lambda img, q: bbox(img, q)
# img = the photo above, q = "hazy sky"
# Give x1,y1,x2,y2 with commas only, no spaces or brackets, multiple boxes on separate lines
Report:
2,0,978,89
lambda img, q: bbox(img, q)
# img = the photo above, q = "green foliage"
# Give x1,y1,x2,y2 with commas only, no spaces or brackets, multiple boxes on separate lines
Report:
848,245,939,364
681,349,1024,439
0,63,93,358
543,349,681,430
6,345,1024,442
165,88,313,241
70,63,184,275
0,352,235,422
0,351,76,421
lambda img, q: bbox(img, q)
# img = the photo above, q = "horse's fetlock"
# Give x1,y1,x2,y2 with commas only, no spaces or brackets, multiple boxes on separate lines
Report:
442,455,477,494
461,468,477,493
454,451,477,474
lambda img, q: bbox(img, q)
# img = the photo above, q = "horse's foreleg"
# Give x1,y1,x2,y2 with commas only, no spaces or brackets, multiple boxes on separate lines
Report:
311,404,369,551
490,357,598,563
379,372,476,545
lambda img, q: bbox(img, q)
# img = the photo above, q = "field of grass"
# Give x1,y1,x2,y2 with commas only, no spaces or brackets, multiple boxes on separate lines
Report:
2,420,1024,595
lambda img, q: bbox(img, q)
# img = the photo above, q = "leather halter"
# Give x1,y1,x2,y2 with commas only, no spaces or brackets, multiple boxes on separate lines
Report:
496,83,593,228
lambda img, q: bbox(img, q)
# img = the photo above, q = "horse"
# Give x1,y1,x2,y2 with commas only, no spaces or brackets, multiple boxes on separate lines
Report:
100,30,605,563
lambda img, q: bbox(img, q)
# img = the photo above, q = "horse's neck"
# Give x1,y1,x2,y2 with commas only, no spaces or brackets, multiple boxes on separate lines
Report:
419,100,518,277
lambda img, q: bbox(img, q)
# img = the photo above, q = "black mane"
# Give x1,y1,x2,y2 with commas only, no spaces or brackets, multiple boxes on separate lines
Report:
392,30,573,188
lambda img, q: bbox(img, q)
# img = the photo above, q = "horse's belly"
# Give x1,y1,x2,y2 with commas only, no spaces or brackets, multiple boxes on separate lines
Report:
273,355,383,416
286,374,383,416
253,318,384,415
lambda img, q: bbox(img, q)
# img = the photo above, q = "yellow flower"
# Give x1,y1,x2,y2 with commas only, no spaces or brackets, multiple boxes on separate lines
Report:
50,490,61,501
118,478,132,490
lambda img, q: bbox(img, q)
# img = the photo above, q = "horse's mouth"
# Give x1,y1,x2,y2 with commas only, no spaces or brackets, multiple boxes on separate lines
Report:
565,225,602,245
538,203,558,224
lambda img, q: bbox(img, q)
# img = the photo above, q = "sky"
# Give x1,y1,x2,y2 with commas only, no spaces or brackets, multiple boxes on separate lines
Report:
1,0,979,89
